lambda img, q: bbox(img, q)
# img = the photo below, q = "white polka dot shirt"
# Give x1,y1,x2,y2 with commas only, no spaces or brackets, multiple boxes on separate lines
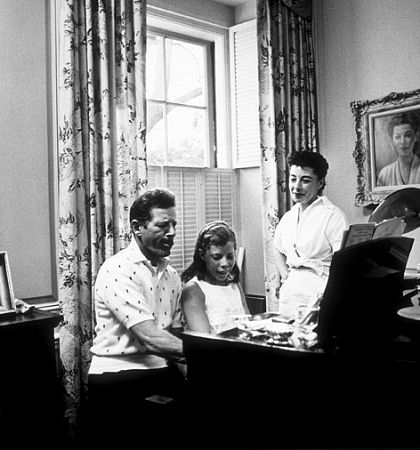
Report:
89,238,182,372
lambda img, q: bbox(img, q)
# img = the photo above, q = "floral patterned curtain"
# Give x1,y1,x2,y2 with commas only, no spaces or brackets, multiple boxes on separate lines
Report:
57,0,147,441
257,0,317,311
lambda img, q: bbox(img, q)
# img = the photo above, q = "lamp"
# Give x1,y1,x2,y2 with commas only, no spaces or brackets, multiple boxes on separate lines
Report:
369,188,420,308
369,187,420,233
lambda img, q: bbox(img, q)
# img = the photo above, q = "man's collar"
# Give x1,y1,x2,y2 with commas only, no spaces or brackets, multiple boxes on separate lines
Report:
126,238,170,270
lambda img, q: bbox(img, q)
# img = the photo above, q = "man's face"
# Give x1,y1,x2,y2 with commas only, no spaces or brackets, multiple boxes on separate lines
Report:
135,207,177,264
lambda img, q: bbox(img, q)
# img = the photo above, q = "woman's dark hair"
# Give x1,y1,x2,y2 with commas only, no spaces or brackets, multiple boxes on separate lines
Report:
130,189,176,225
287,151,329,194
181,221,240,284
387,112,419,138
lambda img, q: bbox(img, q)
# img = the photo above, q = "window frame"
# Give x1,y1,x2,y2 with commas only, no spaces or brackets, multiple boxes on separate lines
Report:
147,6,231,168
146,27,216,168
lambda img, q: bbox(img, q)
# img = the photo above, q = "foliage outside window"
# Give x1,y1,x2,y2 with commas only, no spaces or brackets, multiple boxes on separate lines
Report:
146,31,215,167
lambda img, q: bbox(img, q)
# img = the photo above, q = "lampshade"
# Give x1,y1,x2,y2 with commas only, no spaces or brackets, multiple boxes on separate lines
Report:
369,187,420,233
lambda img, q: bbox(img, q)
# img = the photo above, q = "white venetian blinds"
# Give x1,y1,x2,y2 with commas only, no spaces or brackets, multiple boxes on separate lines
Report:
230,19,260,168
147,166,238,274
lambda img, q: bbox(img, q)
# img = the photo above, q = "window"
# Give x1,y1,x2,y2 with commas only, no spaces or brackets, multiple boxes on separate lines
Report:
146,9,239,276
146,31,215,167
147,7,230,168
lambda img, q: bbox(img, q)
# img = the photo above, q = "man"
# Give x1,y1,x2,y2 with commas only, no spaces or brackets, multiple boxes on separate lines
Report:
87,189,186,447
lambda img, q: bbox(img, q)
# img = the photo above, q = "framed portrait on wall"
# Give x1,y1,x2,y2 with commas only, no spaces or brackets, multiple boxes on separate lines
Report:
351,88,420,206
0,251,16,317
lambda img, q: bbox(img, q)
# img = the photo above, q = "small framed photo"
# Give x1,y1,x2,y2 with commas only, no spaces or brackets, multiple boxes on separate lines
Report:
0,251,16,317
351,89,420,206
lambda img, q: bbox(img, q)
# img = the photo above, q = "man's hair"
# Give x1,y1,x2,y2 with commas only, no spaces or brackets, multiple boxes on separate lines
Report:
388,112,419,137
129,189,176,225
287,150,329,180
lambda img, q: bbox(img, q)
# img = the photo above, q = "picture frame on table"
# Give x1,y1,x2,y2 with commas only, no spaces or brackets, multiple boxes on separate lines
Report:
0,251,16,317
350,88,420,207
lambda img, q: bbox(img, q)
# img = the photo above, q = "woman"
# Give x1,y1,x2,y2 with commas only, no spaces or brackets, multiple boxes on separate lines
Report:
273,151,348,319
377,113,420,186
181,221,249,334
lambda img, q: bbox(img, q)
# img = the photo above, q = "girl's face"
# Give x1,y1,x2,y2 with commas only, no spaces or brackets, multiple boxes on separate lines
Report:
289,165,323,210
392,123,417,161
200,241,236,285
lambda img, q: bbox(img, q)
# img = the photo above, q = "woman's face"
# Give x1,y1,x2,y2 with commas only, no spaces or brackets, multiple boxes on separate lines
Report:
289,165,323,210
392,123,417,161
200,241,236,285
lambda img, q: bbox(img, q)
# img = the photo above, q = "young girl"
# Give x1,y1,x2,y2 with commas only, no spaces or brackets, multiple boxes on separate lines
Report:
181,221,249,334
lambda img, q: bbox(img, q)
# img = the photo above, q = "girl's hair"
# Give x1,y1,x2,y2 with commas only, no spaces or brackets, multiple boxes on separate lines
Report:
181,221,240,284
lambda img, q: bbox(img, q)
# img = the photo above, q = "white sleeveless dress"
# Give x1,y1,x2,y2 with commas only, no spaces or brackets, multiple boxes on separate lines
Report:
187,276,246,334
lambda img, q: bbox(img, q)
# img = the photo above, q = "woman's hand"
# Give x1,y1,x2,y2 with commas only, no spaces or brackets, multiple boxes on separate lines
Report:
280,269,289,283
274,248,289,284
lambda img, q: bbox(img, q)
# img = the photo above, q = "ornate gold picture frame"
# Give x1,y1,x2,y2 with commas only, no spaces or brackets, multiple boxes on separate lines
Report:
351,88,420,206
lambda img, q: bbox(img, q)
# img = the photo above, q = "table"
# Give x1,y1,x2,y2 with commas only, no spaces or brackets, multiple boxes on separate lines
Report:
0,309,62,448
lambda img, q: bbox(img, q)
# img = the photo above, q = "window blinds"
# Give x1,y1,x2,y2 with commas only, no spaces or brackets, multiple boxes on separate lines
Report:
230,19,260,168
147,166,237,274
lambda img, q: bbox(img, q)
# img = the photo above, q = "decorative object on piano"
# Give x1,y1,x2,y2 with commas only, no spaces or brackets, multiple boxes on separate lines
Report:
229,293,322,351
398,262,420,321
397,304,420,321
0,251,16,317
351,88,420,206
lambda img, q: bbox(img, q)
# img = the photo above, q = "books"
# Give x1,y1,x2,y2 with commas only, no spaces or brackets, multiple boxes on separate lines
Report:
341,216,405,249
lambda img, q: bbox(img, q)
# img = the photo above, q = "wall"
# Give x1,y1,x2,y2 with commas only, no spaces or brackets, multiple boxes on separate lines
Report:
235,0,256,24
0,0,54,299
14,0,419,301
148,0,235,27
233,2,265,296
314,0,420,271
238,167,265,295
